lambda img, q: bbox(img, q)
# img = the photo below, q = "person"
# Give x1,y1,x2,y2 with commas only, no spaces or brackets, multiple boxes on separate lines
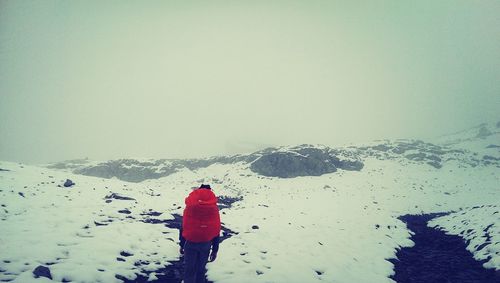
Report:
179,184,221,283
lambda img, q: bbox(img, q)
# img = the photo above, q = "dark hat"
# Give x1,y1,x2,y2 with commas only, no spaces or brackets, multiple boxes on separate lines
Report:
200,184,211,190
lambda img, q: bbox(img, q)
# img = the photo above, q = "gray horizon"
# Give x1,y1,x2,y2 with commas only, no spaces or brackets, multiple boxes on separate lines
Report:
1,1,499,164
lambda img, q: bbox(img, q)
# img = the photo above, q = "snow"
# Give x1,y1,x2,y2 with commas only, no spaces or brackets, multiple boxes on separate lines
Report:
193,159,497,283
0,164,181,283
429,205,500,270
433,121,497,141
0,127,499,282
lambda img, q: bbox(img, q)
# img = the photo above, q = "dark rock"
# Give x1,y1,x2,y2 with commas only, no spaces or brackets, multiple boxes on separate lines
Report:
115,274,127,280
249,146,363,178
94,221,108,226
0,168,10,172
405,153,427,161
18,192,25,198
483,155,500,161
105,193,135,201
476,125,492,138
118,209,131,214
427,161,442,169
142,218,167,224
120,251,133,257
140,210,163,217
427,155,442,162
63,179,75,187
218,196,243,209
372,144,392,152
252,225,259,229
33,265,52,280
338,159,364,171
250,151,336,178
134,260,150,267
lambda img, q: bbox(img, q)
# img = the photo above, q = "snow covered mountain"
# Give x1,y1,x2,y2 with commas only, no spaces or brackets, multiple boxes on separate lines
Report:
1,121,499,283
46,121,500,182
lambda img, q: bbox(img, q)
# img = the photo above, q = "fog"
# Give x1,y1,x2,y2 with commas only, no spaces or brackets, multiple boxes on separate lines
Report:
1,1,499,164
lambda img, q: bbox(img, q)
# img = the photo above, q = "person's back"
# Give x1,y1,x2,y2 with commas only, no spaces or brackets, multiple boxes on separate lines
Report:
180,184,221,283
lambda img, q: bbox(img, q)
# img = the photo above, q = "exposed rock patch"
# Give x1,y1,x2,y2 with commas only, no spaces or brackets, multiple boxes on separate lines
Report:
33,265,52,280
249,145,363,178
118,209,132,214
357,139,498,168
105,193,136,201
63,179,75,187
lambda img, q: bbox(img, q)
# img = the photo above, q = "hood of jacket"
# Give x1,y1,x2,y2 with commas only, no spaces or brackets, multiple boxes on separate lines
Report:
185,188,217,206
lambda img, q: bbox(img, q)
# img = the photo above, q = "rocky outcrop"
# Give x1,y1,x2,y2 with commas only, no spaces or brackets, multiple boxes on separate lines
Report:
63,179,75,187
33,265,52,280
249,145,363,178
476,125,493,139
72,156,254,183
250,152,337,178
355,139,489,169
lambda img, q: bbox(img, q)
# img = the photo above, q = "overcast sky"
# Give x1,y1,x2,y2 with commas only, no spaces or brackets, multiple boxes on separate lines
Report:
0,1,499,164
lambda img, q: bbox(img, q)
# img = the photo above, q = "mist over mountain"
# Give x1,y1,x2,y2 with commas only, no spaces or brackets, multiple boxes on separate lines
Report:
46,121,500,182
1,1,499,165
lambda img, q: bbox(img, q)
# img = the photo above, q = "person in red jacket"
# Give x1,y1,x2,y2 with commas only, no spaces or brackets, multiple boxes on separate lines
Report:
179,184,221,283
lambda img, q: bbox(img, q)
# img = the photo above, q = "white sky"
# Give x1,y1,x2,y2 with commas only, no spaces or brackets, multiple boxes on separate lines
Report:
1,1,499,163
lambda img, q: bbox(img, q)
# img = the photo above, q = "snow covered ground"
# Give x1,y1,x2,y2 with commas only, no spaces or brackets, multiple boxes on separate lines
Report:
0,164,183,282
0,122,498,283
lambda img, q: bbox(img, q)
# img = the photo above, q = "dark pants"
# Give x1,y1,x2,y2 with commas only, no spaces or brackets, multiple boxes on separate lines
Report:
183,241,211,283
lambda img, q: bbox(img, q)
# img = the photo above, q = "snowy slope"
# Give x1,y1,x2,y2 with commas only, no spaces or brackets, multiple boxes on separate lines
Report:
433,121,499,145
0,164,183,282
1,123,499,283
432,121,500,158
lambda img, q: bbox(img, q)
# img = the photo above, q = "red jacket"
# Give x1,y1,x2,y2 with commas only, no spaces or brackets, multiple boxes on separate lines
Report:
182,189,221,243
